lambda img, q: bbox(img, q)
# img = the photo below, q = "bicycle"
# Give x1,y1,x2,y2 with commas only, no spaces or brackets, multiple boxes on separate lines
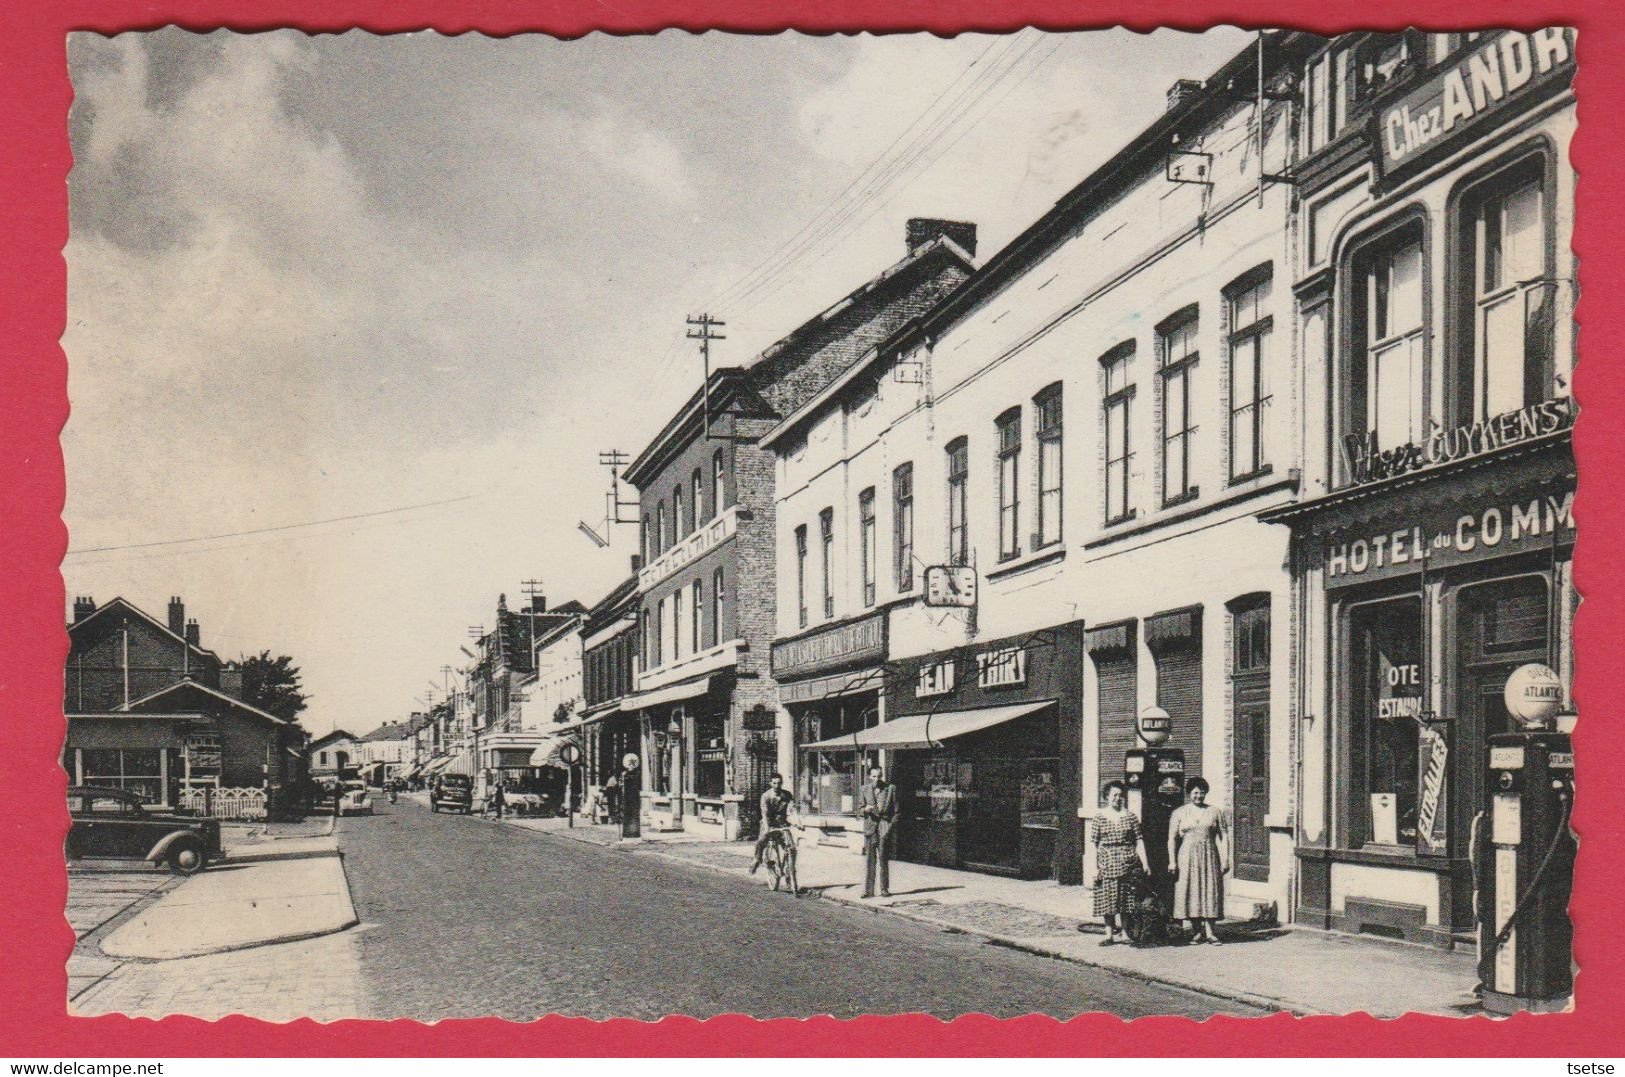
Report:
760,825,801,896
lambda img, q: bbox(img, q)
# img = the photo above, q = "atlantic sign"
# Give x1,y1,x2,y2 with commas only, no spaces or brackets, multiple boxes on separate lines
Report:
1379,29,1574,178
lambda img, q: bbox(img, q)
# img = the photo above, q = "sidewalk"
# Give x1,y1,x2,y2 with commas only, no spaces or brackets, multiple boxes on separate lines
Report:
512,815,1480,1018
100,833,357,960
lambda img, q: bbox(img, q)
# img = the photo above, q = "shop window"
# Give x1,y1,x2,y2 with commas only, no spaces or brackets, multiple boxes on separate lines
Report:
1158,310,1200,505
1102,342,1136,524
946,437,969,566
1227,270,1274,482
80,747,165,804
1034,384,1063,548
819,508,835,619
695,713,726,798
893,462,915,592
1453,156,1557,425
795,525,809,629
996,408,1022,559
798,700,875,815
1346,223,1427,461
1347,594,1423,848
859,487,877,607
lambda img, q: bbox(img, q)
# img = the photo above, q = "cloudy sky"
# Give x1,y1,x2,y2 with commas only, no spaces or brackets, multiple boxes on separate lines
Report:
64,26,1251,737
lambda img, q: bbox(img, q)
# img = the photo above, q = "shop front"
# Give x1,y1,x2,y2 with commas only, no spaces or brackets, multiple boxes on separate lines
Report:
628,673,742,836
1267,434,1573,946
775,611,887,852
808,623,1084,883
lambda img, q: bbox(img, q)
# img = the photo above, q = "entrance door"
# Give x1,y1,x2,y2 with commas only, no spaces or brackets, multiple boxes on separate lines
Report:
1232,679,1271,882
959,755,1023,875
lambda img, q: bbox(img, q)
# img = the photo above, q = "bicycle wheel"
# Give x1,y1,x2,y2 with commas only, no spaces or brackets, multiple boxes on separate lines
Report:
766,844,783,891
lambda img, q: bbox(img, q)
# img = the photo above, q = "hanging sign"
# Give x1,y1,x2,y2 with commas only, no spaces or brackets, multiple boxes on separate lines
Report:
1376,29,1575,180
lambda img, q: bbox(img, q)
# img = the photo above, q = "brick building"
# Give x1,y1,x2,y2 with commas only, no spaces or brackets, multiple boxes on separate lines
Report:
623,219,975,840
64,595,303,818
577,571,641,815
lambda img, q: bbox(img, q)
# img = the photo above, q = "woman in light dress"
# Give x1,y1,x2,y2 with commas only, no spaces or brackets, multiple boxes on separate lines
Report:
1167,776,1229,944
1091,779,1151,946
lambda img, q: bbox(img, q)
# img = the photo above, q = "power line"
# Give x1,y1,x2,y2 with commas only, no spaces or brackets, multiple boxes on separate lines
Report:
64,495,477,556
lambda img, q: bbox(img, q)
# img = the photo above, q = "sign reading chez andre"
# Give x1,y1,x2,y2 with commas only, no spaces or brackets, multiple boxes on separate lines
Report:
1341,398,1572,487
1377,28,1574,180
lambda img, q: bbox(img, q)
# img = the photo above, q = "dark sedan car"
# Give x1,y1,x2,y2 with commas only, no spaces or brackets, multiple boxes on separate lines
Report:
66,786,222,874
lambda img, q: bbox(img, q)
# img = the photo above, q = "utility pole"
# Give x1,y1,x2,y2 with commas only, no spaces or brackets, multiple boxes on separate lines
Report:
599,450,638,525
520,578,545,611
686,314,726,440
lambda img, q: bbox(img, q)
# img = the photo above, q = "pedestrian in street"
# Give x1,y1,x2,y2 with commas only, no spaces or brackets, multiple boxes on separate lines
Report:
604,772,621,823
1091,779,1150,946
1167,776,1229,945
490,780,506,821
859,764,898,899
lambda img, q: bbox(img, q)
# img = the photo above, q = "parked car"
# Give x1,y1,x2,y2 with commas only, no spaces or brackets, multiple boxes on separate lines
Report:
431,773,472,814
338,780,372,816
66,786,222,875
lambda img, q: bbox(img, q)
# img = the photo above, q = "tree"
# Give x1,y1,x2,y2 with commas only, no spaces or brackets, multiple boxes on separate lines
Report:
236,651,310,726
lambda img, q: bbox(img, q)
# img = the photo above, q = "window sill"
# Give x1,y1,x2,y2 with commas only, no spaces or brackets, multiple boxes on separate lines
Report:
1162,488,1200,510
1085,473,1300,551
1104,510,1138,529
985,544,1066,581
1228,465,1274,488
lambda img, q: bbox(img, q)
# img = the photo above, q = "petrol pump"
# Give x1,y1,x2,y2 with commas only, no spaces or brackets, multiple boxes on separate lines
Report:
1125,706,1185,912
1477,663,1575,1015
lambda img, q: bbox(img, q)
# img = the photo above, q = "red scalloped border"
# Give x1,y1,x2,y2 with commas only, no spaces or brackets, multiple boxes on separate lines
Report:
1,0,1619,1057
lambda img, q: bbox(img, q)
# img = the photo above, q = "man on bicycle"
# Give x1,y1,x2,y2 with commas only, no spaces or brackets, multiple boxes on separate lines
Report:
748,772,796,877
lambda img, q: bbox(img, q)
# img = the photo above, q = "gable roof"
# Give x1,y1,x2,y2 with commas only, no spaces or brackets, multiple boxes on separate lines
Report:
68,596,222,664
121,678,287,725
308,729,358,751
359,721,412,743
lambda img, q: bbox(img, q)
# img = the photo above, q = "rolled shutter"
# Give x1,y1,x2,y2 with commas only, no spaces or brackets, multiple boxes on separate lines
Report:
1094,654,1137,792
1154,646,1203,779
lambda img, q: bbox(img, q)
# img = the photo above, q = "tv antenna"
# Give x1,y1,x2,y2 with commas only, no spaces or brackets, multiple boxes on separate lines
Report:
578,449,638,547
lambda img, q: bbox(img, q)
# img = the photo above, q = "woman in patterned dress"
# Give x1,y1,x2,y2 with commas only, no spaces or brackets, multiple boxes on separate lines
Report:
1092,780,1150,945
1167,776,1229,944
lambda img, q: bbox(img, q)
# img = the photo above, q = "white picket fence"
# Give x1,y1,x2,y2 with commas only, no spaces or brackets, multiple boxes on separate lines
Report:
180,786,268,820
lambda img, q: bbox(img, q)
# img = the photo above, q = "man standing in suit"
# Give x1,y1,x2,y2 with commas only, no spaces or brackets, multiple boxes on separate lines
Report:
859,763,898,898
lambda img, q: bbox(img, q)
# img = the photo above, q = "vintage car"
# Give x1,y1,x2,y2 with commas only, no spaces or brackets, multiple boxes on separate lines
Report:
430,772,472,814
66,786,222,875
338,780,372,816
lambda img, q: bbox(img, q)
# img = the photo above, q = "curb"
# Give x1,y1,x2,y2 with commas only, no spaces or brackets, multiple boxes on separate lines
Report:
543,824,1323,1018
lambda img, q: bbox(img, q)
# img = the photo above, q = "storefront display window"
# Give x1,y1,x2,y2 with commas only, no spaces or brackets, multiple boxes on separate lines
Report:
695,712,726,798
796,699,876,815
80,747,166,804
1347,594,1423,848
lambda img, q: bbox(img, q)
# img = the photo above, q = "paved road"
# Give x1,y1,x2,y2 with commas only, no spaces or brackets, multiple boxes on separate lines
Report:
341,799,1268,1021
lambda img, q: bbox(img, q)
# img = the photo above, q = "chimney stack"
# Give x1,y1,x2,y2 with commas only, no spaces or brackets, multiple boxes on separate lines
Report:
906,218,978,259
72,596,96,624
185,618,200,648
630,554,643,574
530,595,547,614
219,664,243,698
1167,78,1204,111
168,596,185,637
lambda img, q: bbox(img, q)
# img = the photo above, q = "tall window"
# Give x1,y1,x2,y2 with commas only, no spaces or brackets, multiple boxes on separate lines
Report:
671,588,684,661
1035,385,1062,547
795,525,809,629
641,514,651,564
1228,272,1273,480
656,502,667,553
1355,228,1425,452
641,609,650,667
712,567,725,647
693,468,706,525
713,449,726,515
654,598,665,666
1159,311,1199,505
674,485,687,538
691,579,702,654
946,437,969,566
859,487,877,607
1466,163,1553,421
996,408,1022,559
1102,343,1136,523
819,508,835,619
893,462,914,592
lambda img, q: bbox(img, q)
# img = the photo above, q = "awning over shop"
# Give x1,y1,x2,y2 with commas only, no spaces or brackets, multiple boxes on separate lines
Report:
802,699,1055,751
422,756,452,776
529,734,580,767
621,676,710,712
446,749,475,776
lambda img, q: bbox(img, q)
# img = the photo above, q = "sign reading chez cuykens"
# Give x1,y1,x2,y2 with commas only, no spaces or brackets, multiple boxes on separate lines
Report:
1378,28,1574,179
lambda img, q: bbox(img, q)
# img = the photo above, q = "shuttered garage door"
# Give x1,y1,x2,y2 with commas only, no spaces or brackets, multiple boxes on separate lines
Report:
1154,645,1203,778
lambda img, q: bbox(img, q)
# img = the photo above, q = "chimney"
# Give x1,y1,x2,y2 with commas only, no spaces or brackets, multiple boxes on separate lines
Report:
168,596,185,636
630,554,643,574
72,596,96,623
185,618,200,647
1167,78,1204,111
530,595,547,614
906,218,977,259
219,665,243,699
